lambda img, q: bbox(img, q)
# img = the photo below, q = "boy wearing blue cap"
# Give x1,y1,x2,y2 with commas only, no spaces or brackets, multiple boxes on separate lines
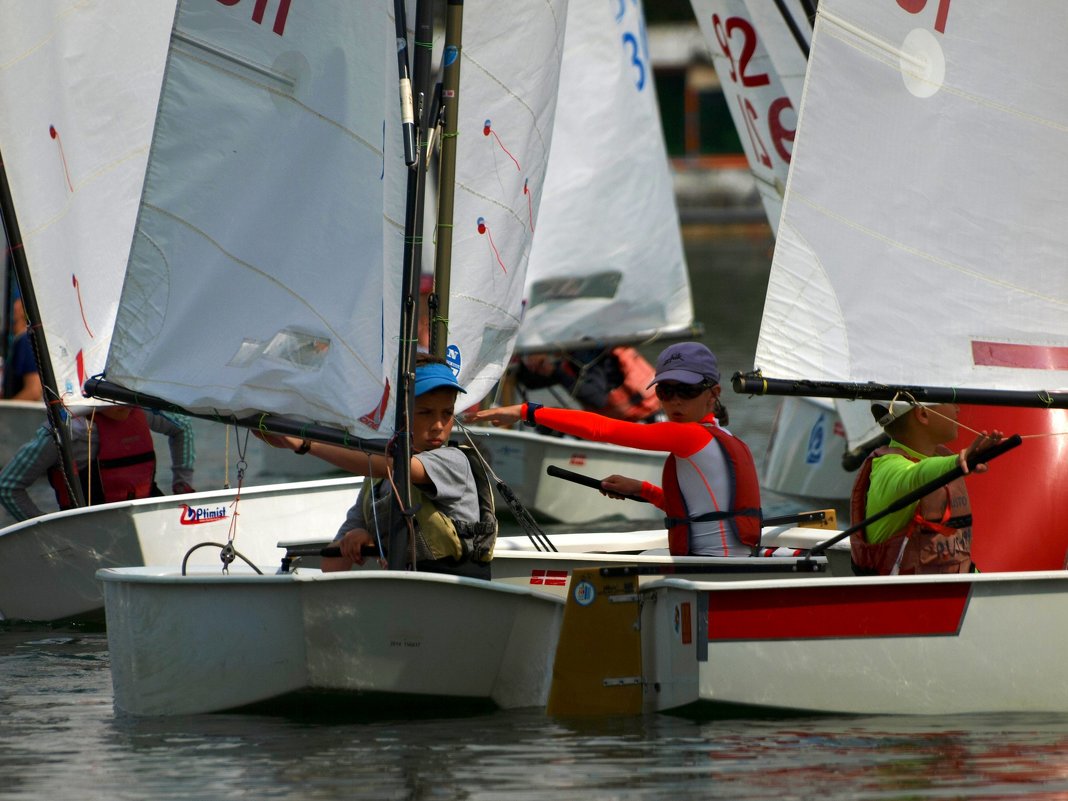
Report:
259,353,494,577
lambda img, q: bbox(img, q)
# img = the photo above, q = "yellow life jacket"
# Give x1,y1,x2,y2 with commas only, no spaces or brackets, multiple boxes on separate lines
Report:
360,443,497,565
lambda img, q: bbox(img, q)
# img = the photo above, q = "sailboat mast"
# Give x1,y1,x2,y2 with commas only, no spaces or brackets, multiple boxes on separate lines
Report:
428,0,463,360
0,144,86,507
388,0,439,570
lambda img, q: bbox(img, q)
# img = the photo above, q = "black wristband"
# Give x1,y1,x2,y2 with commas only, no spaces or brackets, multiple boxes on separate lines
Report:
295,439,312,455
524,402,542,427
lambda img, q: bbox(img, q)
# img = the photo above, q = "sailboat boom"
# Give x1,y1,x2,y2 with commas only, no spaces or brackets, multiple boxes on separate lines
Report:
84,377,390,455
733,372,1068,409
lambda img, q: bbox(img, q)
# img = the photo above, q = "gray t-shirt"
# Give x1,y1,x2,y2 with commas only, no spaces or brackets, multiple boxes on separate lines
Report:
334,445,479,541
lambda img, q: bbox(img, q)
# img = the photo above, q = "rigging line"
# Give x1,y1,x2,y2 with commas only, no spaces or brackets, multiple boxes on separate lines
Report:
772,0,810,59
384,449,419,570
454,420,555,552
882,390,1067,441
799,0,819,25
85,407,96,508
367,451,386,564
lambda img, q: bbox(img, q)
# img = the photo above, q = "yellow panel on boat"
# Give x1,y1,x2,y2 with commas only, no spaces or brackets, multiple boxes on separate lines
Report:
801,508,837,530
547,566,642,717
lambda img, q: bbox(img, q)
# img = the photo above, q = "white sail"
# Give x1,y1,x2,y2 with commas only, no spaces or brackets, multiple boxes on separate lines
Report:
690,0,807,234
0,2,175,406
513,0,693,354
442,0,570,405
105,0,408,436
756,1,1068,398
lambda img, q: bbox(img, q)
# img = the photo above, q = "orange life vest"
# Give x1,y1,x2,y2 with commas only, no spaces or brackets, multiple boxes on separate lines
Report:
596,347,661,422
849,445,973,575
49,408,158,508
662,424,763,555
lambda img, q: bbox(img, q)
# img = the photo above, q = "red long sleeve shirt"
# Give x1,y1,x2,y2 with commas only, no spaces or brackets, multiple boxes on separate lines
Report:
525,404,719,510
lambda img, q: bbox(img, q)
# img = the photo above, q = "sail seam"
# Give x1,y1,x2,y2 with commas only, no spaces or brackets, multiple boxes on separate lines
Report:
785,193,1068,309
819,9,925,69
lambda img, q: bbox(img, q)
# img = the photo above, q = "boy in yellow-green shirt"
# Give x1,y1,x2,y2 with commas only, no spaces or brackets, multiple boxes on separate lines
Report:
849,400,1002,575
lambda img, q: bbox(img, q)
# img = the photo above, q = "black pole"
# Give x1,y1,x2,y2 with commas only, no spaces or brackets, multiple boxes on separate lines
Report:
2,239,13,361
807,434,1022,557
393,0,417,166
732,371,1068,410
429,0,463,359
0,143,85,506
387,0,437,570
772,0,810,59
84,376,390,455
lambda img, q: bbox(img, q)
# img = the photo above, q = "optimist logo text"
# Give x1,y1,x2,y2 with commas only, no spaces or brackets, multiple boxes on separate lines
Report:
180,504,228,525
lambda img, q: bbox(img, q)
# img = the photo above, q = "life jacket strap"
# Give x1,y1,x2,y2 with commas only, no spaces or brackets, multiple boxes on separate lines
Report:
663,506,762,527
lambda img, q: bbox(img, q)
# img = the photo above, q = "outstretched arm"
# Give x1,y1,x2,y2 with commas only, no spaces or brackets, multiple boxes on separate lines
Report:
471,403,709,457
252,431,432,484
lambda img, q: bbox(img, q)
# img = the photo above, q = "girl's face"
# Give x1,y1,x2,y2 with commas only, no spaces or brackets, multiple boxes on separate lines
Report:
655,381,720,423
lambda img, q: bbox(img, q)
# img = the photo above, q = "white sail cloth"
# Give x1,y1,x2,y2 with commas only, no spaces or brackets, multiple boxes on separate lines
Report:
437,0,570,404
755,1,1068,402
105,0,570,434
0,2,175,406
514,0,693,354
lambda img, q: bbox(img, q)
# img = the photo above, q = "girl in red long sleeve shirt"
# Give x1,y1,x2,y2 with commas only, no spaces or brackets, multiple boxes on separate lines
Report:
474,342,762,556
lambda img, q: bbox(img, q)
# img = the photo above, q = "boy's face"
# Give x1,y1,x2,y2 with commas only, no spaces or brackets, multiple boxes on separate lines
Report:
928,402,960,443
411,387,457,452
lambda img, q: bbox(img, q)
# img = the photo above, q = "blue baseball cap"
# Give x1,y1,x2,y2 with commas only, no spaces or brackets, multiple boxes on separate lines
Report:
414,362,467,396
647,342,720,388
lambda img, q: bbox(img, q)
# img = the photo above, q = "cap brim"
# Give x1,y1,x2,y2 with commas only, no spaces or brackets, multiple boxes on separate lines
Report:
646,368,706,389
414,376,467,396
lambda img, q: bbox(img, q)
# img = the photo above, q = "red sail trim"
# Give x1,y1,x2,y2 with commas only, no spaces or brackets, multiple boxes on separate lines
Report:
706,582,970,641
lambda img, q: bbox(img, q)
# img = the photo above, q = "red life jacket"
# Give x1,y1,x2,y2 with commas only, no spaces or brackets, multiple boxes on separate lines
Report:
849,445,973,575
49,408,158,509
595,347,661,422
662,423,763,555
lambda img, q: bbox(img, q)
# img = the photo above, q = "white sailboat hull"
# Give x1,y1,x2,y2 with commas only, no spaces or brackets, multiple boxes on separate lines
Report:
100,567,563,716
472,427,666,524
0,476,361,622
638,572,1068,715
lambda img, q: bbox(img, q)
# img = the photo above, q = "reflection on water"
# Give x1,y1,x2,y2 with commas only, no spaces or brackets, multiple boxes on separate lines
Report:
5,627,1068,801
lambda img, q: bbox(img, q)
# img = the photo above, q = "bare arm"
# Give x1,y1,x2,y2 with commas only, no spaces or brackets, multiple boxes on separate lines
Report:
253,432,431,484
11,371,42,401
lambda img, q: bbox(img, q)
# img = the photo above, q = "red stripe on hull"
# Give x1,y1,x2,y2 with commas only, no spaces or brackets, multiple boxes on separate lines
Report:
971,341,1068,370
707,582,970,641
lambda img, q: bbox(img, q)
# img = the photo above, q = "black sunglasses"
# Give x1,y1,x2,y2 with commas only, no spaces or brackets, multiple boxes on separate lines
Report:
655,382,709,401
